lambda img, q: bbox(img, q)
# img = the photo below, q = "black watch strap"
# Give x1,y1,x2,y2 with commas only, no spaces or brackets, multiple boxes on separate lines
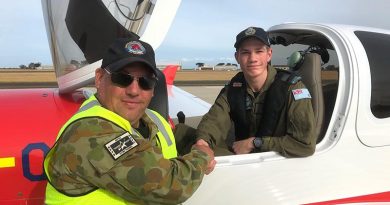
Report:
253,137,262,149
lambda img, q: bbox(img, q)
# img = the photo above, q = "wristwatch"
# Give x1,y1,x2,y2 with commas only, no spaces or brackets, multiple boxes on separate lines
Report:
253,137,262,149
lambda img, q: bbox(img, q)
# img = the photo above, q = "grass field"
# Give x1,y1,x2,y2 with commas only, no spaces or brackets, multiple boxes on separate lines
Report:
0,69,337,87
0,69,240,85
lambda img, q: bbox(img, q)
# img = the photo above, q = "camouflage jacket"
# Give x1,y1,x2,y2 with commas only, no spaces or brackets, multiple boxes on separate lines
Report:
46,113,210,205
197,65,316,157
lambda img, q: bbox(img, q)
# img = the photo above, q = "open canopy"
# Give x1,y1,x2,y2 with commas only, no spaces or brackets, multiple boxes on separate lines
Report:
41,0,180,93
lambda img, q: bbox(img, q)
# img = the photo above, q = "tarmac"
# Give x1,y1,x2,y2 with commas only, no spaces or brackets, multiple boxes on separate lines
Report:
179,85,222,104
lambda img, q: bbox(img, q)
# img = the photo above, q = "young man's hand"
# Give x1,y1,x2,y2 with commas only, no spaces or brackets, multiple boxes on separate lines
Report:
232,137,255,154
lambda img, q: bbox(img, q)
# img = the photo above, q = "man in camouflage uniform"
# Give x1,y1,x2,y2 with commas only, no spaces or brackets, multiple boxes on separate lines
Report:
44,38,216,205
197,27,316,157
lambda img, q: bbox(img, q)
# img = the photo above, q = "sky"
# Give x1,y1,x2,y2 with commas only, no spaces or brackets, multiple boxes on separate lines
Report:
1,0,390,68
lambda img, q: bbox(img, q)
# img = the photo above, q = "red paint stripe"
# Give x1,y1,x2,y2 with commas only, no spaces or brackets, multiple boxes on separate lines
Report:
305,191,390,205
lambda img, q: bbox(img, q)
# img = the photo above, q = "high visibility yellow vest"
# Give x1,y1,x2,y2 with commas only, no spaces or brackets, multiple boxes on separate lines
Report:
44,95,177,205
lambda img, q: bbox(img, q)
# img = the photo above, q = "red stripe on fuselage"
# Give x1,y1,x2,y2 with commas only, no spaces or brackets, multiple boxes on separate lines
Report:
305,191,390,204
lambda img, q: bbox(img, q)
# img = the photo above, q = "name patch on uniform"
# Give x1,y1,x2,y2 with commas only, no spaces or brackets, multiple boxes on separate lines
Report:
232,82,242,87
105,132,138,160
292,88,311,100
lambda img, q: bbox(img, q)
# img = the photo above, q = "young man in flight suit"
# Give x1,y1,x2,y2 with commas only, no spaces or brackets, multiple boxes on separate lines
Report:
196,27,316,157
44,38,216,205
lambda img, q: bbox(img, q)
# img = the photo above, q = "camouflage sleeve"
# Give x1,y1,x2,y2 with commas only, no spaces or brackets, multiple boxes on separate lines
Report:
196,87,232,149
261,81,316,157
50,117,210,204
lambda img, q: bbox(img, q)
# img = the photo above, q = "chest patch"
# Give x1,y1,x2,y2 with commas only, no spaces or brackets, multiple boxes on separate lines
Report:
105,132,138,160
232,82,243,87
292,88,311,100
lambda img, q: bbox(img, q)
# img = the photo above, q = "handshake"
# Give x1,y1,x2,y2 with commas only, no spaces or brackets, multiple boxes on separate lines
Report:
193,139,216,175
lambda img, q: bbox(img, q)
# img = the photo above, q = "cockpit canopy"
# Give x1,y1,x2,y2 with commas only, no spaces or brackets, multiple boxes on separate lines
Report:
41,0,180,93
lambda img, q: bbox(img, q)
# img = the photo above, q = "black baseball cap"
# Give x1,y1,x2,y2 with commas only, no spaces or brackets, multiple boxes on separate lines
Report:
234,27,270,49
101,38,157,75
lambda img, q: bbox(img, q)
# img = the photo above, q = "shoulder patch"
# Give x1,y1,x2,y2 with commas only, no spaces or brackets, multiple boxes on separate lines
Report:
105,132,138,160
292,88,311,100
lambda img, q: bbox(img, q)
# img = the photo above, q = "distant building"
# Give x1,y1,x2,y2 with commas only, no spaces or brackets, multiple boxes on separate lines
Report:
213,63,239,71
195,62,213,70
157,62,182,70
198,65,214,70
34,65,55,70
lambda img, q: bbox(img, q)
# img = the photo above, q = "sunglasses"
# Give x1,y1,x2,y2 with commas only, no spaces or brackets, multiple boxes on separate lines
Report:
104,68,157,90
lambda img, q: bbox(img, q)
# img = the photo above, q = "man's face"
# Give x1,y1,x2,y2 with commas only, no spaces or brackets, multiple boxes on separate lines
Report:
235,38,272,79
95,63,154,127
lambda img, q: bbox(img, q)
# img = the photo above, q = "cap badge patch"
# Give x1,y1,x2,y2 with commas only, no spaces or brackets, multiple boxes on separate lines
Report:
105,132,138,160
125,41,146,55
245,27,256,36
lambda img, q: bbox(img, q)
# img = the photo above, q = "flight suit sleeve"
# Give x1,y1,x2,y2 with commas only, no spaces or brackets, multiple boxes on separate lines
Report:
51,118,210,204
196,87,232,149
260,82,316,157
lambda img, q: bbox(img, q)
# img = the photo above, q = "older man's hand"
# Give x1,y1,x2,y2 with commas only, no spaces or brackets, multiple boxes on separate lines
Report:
193,140,216,174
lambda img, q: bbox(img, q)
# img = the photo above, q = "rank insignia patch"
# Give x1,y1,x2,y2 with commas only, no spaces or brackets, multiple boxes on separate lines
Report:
105,132,138,160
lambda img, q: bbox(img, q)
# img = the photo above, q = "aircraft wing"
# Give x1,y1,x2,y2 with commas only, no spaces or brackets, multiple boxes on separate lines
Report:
161,65,211,121
167,85,211,119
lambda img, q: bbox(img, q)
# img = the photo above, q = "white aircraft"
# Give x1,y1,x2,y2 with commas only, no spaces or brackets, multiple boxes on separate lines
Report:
187,23,390,204
1,0,390,204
